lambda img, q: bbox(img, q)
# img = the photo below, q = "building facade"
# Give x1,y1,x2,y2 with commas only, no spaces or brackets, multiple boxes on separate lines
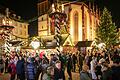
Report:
37,1,100,52
0,8,29,46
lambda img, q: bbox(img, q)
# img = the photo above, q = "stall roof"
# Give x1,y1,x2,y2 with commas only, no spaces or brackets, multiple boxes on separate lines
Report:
75,41,93,47
39,34,70,49
9,40,22,46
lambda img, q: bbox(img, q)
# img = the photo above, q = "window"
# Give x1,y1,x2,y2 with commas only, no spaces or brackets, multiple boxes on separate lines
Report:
74,11,79,41
24,25,26,29
20,30,22,35
20,24,22,28
24,31,26,36
42,17,43,21
42,26,43,29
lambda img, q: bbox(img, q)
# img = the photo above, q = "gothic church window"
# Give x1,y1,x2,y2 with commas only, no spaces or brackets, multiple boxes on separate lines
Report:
74,11,79,41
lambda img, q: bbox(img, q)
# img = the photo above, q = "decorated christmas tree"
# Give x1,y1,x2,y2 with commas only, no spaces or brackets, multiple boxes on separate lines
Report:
96,7,119,49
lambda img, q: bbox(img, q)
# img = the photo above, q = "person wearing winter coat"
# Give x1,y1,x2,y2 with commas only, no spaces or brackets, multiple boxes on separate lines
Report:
67,54,72,80
72,54,77,72
16,56,25,80
26,58,36,80
8,59,16,80
111,53,120,80
54,60,64,80
80,64,92,80
5,57,9,73
90,57,97,80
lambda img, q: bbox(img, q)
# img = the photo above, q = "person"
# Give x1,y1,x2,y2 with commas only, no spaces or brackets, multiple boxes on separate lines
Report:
72,54,77,72
26,57,36,80
34,56,42,80
80,64,92,80
67,54,72,80
101,61,112,80
95,62,102,80
16,56,25,80
90,57,97,80
58,53,66,80
0,58,4,74
40,59,49,80
78,54,84,71
5,57,9,73
8,59,16,80
54,60,64,80
42,66,54,80
111,52,120,80
0,66,11,80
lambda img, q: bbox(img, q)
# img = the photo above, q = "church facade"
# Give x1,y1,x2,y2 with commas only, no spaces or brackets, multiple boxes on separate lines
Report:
37,0,100,52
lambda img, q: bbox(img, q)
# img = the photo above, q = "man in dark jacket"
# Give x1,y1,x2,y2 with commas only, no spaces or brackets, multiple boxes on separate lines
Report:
111,53,120,80
67,54,72,80
72,54,77,72
16,56,25,80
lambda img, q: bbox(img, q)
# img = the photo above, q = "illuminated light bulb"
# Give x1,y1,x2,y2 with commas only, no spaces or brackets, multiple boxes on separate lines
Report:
52,4,55,12
2,19,6,25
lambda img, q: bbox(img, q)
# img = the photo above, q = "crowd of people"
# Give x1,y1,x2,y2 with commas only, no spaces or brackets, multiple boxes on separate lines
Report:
0,48,119,80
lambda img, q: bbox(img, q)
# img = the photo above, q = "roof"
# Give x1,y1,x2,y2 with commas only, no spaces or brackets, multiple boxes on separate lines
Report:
0,25,14,29
75,41,93,47
9,40,22,46
39,34,70,49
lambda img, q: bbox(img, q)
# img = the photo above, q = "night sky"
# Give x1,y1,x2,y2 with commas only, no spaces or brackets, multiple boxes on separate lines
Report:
0,0,120,28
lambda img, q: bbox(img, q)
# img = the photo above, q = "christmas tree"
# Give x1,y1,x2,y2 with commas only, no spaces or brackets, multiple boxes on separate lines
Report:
96,7,119,49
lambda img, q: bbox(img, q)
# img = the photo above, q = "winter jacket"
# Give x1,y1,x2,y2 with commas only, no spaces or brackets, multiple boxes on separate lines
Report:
80,71,92,80
8,63,16,78
26,62,36,80
16,60,25,74
102,68,112,80
54,67,63,80
111,65,120,80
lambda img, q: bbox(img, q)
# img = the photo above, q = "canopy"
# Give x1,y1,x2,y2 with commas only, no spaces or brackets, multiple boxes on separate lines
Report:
75,41,93,47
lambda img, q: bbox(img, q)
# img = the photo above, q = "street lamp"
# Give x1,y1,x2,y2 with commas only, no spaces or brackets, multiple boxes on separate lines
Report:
30,40,40,50
30,39,40,57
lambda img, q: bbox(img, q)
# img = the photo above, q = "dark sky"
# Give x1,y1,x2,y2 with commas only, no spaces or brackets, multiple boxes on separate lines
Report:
0,0,120,27
0,0,38,20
